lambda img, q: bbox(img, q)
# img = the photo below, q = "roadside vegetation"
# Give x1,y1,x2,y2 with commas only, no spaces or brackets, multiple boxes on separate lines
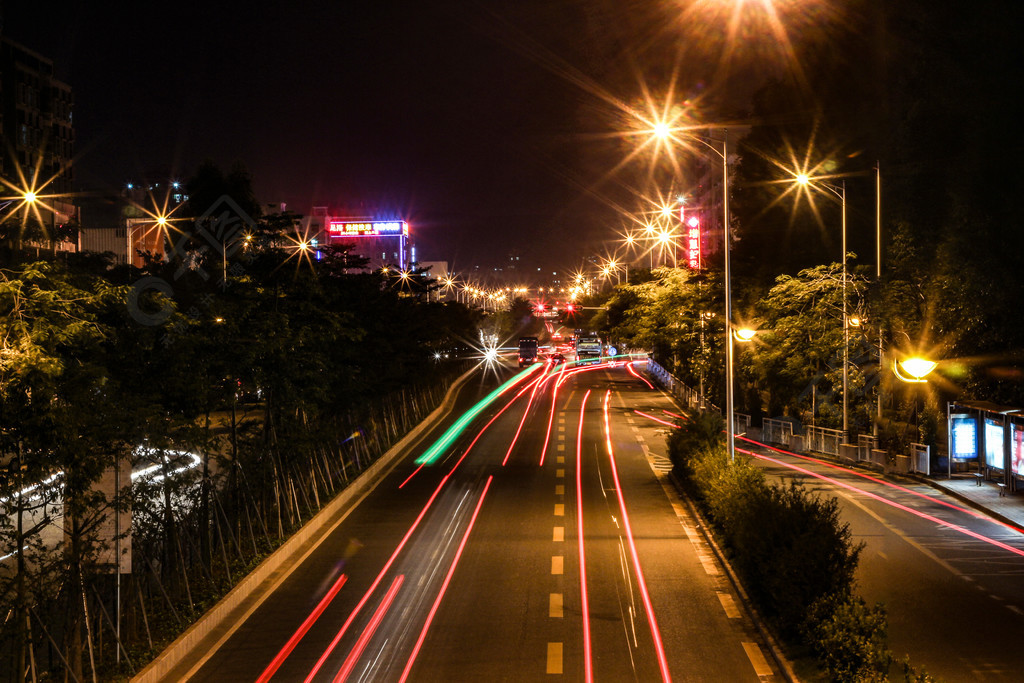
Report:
667,411,936,682
0,163,482,680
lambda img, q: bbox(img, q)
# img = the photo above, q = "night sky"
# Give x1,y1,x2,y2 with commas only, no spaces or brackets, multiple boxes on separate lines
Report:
3,1,830,274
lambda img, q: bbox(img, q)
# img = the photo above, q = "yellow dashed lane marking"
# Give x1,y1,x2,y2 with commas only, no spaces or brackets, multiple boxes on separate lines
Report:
742,642,772,677
549,593,563,618
554,503,564,516
553,526,564,542
556,469,565,478
717,591,741,619
555,484,564,495
547,642,563,674
551,556,563,574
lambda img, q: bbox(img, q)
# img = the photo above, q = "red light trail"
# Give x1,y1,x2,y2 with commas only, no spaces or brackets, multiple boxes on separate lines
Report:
399,476,494,682
739,446,1024,558
255,573,348,683
739,435,1024,536
576,390,594,683
626,361,654,389
604,391,672,681
633,410,680,429
331,574,404,682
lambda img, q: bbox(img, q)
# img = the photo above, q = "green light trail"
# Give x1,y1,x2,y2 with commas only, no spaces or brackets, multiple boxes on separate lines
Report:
415,363,543,465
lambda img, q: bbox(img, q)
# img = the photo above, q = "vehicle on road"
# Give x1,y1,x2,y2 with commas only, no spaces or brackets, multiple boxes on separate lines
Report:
518,337,539,367
575,334,602,365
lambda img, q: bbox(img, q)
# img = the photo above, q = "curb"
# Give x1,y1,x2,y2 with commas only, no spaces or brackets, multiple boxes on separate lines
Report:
643,366,799,682
907,473,1023,531
132,365,477,683
668,471,801,683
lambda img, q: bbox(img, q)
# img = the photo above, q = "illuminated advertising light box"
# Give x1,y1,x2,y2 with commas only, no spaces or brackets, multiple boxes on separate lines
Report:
950,414,977,460
1012,424,1024,477
328,220,408,238
984,418,1004,469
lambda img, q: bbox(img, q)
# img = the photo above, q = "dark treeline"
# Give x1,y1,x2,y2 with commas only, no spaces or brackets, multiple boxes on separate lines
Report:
0,162,481,680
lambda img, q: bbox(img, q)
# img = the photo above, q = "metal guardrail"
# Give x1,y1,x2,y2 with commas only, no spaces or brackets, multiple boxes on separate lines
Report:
762,418,794,446
644,358,715,411
806,425,845,456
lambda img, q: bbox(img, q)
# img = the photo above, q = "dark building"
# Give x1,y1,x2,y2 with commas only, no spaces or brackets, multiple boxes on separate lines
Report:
0,31,77,249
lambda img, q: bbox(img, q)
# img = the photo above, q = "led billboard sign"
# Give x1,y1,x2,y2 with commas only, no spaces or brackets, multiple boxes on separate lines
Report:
950,414,978,460
1012,423,1024,477
985,418,1005,469
328,220,408,238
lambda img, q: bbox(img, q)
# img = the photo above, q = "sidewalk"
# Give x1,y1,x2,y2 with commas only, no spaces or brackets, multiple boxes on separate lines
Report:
917,472,1024,531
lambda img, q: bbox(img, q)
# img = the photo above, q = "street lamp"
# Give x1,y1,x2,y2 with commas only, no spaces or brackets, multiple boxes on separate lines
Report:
893,357,936,383
797,175,849,441
653,125,736,458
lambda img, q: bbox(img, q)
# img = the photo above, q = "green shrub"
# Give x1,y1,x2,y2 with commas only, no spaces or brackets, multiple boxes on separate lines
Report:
804,594,891,683
729,480,863,637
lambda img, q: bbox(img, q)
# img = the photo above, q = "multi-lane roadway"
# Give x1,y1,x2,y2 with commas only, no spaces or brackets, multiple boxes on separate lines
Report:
180,359,781,681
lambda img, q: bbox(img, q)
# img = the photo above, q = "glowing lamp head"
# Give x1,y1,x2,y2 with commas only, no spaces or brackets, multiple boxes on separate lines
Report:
156,215,168,226
734,328,757,342
896,357,937,382
653,121,672,140
24,191,37,203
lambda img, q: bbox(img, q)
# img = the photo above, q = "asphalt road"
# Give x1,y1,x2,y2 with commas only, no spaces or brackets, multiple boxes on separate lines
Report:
183,360,781,682
743,439,1024,682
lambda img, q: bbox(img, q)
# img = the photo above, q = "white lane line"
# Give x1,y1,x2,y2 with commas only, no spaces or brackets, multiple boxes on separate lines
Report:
550,593,564,618
553,526,564,542
551,556,564,575
717,591,741,619
742,642,773,677
835,488,964,579
547,642,563,674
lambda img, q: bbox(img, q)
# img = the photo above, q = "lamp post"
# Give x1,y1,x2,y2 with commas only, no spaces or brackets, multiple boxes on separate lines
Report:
893,355,937,475
645,121,732,456
797,175,848,441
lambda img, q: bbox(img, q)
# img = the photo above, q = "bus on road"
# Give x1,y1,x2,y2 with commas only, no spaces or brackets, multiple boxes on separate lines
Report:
574,335,602,365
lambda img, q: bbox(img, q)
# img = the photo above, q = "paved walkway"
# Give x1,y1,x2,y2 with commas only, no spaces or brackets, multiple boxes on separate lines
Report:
921,472,1024,530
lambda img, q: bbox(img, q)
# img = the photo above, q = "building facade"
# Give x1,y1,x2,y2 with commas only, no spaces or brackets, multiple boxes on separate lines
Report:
0,34,77,251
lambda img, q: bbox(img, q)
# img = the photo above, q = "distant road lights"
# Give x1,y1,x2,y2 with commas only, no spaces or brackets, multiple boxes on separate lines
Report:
894,357,937,383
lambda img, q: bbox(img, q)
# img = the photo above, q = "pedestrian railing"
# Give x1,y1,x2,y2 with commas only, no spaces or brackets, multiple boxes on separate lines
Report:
857,434,879,463
762,418,794,446
733,412,751,436
806,425,845,456
911,443,930,475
